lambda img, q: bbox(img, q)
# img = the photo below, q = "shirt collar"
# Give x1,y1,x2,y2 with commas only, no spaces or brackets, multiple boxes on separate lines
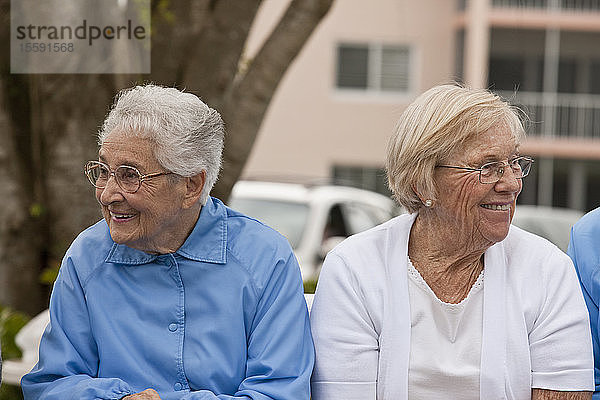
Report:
105,197,228,265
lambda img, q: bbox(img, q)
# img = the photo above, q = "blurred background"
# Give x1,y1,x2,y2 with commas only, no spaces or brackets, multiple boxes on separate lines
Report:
1,0,600,395
244,0,600,210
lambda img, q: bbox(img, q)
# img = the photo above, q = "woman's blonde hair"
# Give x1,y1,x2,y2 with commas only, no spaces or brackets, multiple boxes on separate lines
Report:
386,84,526,213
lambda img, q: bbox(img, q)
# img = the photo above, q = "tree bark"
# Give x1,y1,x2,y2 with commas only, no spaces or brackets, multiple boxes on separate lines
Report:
0,0,335,315
0,72,116,315
213,0,335,201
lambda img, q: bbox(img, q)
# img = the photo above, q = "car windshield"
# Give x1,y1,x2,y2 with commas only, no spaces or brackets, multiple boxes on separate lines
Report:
228,198,309,248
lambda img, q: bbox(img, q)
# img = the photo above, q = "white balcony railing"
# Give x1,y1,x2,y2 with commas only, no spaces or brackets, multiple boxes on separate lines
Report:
492,0,548,8
492,0,600,11
497,91,600,138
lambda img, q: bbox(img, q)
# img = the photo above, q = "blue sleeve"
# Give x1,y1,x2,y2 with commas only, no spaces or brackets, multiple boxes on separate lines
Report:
172,252,314,400
21,256,134,400
568,225,600,396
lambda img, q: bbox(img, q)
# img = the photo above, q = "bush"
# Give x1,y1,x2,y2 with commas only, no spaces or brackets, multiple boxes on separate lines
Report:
303,278,318,294
0,306,30,360
0,384,23,400
0,305,29,400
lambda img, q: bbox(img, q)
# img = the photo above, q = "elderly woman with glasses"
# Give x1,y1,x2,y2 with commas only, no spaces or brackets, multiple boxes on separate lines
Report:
310,84,594,400
21,85,314,400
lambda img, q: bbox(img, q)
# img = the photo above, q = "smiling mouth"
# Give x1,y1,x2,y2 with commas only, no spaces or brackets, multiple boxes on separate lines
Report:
481,204,510,211
110,212,135,220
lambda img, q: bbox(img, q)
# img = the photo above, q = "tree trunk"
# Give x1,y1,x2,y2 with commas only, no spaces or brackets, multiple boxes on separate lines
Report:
213,0,334,202
0,0,335,315
0,75,48,316
0,72,117,315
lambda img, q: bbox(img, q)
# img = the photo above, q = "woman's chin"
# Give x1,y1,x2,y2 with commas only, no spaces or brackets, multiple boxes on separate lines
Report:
481,225,511,245
108,229,135,247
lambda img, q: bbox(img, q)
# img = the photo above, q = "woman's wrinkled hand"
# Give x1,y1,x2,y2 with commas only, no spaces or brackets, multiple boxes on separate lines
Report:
122,388,162,399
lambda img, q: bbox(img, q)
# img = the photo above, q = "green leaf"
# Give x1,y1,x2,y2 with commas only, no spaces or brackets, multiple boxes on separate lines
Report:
28,203,45,218
39,266,60,285
303,278,318,294
0,305,31,360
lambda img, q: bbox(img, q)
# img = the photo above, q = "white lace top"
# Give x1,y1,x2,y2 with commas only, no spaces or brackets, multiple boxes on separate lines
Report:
407,258,484,400
310,214,593,400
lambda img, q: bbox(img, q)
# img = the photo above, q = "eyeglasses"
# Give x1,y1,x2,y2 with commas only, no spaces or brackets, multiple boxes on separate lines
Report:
437,156,534,184
84,160,174,194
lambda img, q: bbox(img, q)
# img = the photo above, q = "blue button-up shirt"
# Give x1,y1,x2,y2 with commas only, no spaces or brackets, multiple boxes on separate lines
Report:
568,206,600,399
22,197,314,400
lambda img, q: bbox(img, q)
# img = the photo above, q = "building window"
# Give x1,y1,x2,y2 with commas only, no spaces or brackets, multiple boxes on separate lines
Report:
332,165,391,197
336,43,411,93
336,46,369,89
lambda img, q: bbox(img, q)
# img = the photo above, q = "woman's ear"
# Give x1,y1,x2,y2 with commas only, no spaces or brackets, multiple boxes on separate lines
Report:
412,185,426,204
412,185,434,208
182,170,206,208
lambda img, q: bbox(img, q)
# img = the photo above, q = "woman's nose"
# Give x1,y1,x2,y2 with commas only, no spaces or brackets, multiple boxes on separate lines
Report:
97,174,124,205
495,166,521,193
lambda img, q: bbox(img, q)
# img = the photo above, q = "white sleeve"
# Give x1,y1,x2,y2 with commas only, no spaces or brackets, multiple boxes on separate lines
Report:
529,249,595,390
310,252,379,400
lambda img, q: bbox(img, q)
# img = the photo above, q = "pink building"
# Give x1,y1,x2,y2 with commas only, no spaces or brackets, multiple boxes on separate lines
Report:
243,0,600,211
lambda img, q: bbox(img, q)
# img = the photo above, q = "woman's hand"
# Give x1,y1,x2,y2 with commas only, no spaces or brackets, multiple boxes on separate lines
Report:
122,389,162,399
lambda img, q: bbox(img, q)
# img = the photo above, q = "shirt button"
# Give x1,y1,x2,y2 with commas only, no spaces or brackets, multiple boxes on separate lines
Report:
168,323,178,332
174,382,183,391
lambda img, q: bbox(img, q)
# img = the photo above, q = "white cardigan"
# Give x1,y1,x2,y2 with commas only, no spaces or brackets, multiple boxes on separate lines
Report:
310,213,594,400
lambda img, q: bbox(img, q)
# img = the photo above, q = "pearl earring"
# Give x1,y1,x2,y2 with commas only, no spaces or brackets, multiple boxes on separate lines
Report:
424,199,433,207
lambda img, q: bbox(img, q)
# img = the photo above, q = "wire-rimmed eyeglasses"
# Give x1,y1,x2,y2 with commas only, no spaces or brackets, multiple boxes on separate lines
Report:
84,160,174,194
437,156,534,184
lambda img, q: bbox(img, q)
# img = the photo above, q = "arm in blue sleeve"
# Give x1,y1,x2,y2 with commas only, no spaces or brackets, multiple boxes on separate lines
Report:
174,251,314,400
21,256,133,400
568,227,600,395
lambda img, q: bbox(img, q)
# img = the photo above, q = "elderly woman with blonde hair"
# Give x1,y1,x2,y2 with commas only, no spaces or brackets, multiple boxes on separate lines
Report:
310,84,594,399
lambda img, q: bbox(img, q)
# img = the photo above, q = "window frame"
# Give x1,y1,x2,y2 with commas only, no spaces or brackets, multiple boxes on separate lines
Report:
334,41,414,98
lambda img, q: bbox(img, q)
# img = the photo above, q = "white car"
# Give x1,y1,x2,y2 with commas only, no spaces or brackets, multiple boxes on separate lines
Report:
229,181,400,280
511,205,583,252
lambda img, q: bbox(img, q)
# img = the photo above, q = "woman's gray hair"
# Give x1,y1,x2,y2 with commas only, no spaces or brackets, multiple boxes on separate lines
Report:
386,84,526,213
98,84,225,205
